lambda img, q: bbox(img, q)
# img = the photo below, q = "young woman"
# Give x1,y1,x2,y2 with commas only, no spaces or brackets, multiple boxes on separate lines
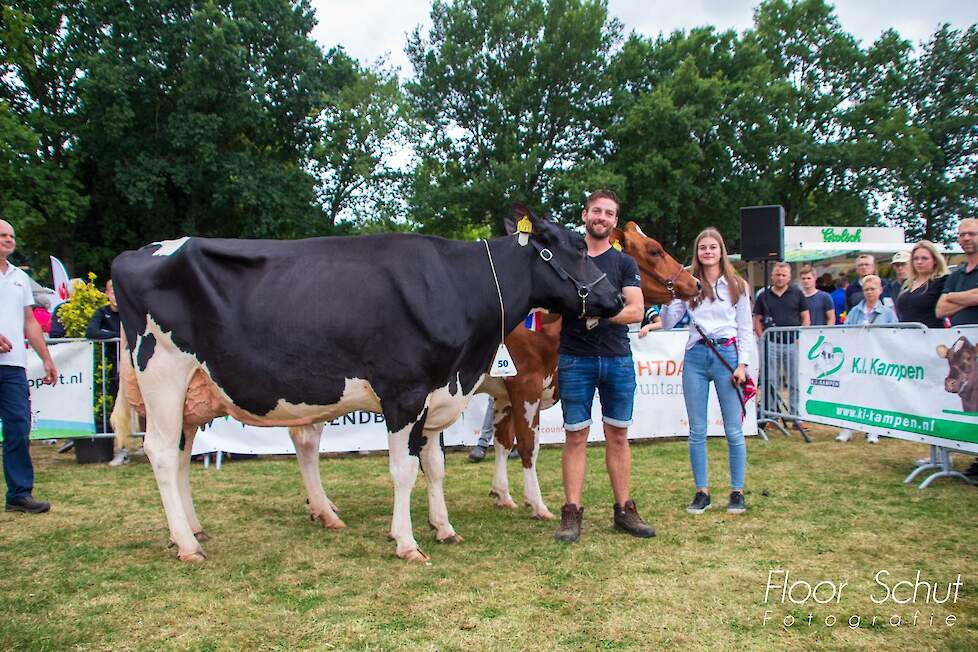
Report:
662,228,755,514
895,240,949,328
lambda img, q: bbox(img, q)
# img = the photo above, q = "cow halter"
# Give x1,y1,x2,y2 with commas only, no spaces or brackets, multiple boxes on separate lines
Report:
646,264,685,301
528,239,608,318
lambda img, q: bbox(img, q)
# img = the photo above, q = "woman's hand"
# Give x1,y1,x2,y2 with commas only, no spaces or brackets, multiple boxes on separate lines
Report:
732,363,747,385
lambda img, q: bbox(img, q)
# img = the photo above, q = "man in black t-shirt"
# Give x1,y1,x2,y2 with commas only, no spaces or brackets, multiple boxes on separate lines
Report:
753,262,810,427
554,190,653,544
936,218,978,479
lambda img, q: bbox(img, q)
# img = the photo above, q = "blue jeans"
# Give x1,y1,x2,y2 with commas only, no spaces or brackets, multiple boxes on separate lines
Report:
0,365,34,502
681,343,746,491
558,354,636,431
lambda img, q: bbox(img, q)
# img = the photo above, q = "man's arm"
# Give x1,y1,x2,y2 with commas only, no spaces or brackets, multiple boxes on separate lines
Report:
825,308,836,326
24,307,57,385
753,314,764,338
936,288,978,318
800,309,811,327
608,286,643,325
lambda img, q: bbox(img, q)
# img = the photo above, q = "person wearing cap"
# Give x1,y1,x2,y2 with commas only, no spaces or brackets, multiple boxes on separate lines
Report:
884,251,911,317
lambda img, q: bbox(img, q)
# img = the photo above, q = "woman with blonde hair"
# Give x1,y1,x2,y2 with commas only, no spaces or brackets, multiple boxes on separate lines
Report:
662,228,755,515
895,240,949,328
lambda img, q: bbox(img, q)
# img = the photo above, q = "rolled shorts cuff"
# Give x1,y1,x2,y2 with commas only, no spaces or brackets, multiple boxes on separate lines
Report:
602,416,632,428
564,419,592,432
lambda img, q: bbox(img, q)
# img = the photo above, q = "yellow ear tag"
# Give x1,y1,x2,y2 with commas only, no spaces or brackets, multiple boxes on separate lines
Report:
612,240,622,251
516,215,533,246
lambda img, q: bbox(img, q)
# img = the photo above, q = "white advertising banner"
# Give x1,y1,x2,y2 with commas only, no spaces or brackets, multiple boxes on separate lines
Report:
799,326,978,454
27,341,95,438
192,331,758,455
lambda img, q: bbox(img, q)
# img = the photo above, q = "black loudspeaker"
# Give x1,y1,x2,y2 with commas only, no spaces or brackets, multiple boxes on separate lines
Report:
740,205,784,261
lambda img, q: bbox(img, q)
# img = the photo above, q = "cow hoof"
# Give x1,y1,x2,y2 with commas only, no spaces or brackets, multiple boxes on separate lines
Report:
436,533,464,545
495,497,518,510
314,513,347,529
531,510,556,521
396,547,431,562
194,530,211,542
177,549,207,563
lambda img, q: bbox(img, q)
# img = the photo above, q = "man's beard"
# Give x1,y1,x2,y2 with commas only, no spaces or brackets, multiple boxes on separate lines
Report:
586,221,611,239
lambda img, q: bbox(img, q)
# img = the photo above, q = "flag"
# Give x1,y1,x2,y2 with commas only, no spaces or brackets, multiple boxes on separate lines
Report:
50,256,71,308
524,312,541,332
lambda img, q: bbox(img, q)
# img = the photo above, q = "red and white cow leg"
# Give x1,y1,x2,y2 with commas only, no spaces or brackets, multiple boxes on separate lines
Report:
177,427,210,542
387,426,429,562
420,431,463,544
489,439,518,510
522,436,554,520
289,424,346,529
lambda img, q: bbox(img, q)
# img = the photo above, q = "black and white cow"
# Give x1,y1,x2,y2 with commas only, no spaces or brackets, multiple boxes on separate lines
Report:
111,206,623,562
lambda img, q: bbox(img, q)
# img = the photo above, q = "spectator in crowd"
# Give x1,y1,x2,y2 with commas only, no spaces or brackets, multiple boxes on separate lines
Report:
799,265,835,326
468,397,519,463
85,280,129,466
895,241,948,328
553,190,653,543
0,219,57,513
831,275,848,321
32,294,52,334
884,251,911,314
662,228,754,515
816,272,834,293
936,218,978,479
637,304,662,337
846,254,884,312
836,275,896,444
753,262,810,428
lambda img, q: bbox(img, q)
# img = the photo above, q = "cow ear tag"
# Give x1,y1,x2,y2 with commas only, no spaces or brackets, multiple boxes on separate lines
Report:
612,240,622,251
516,215,533,246
490,343,518,377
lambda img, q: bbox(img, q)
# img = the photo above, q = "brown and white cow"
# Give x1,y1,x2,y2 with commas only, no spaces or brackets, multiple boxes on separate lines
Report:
937,336,978,412
477,221,699,519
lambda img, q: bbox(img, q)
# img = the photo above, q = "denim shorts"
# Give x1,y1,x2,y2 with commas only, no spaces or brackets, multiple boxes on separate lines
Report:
558,354,636,431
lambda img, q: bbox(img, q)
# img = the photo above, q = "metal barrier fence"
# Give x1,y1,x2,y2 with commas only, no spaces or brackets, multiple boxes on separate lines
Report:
757,323,927,441
757,323,978,489
45,337,121,438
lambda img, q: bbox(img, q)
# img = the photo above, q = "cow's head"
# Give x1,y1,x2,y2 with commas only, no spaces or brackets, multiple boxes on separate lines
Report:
937,336,977,396
612,222,701,304
505,203,624,318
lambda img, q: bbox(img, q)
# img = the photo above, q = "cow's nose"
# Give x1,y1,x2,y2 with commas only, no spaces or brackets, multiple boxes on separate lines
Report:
695,279,702,292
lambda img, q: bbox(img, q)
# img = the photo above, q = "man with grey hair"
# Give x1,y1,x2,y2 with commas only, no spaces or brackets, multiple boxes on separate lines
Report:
0,219,58,513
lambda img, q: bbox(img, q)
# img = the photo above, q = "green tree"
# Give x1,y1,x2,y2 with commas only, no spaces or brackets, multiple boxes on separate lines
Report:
0,1,97,273
74,0,328,274
405,0,621,236
310,49,411,232
885,25,978,243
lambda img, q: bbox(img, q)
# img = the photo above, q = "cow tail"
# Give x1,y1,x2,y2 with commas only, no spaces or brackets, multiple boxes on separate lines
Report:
109,329,139,452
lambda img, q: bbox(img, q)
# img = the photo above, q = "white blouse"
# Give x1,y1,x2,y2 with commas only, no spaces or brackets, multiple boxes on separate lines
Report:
661,275,756,368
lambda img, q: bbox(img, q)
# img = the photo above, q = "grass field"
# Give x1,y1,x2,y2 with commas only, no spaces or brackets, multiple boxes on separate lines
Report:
1,426,975,651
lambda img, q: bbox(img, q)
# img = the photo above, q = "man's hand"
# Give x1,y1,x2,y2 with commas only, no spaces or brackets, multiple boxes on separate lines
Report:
42,358,57,385
0,333,12,354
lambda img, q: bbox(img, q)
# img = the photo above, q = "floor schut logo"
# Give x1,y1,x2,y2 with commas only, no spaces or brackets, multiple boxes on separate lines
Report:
807,335,845,394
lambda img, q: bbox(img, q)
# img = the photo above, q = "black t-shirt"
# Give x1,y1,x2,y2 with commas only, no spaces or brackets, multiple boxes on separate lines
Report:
754,285,808,327
942,265,978,326
559,247,640,357
895,276,946,327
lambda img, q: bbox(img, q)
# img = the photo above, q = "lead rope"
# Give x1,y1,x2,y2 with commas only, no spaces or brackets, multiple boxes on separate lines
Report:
484,240,506,345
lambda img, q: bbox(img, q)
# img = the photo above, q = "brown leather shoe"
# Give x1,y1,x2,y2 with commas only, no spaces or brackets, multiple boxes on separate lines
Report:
613,499,654,538
554,503,583,542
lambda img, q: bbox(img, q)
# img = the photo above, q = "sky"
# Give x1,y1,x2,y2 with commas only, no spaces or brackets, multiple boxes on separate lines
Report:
310,0,978,75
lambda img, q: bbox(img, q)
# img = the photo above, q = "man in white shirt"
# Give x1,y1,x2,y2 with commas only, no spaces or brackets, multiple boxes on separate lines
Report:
0,219,57,513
